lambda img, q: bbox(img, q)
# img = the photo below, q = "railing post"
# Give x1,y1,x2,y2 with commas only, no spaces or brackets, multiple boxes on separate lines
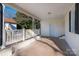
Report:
23,28,25,41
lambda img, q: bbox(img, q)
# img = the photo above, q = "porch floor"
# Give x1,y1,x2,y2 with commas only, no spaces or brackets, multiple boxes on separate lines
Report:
14,37,64,56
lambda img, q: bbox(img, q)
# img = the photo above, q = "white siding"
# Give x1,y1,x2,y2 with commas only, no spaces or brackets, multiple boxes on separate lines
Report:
49,19,65,37
41,19,65,37
65,4,79,55
41,20,50,36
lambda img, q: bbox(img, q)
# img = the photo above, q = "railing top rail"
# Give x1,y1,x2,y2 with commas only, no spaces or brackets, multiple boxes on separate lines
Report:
5,29,23,32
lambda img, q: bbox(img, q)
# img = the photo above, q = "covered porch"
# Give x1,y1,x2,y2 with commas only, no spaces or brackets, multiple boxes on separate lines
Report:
0,3,76,56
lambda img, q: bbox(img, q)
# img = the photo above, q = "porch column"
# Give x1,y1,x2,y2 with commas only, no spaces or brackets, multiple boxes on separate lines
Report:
1,28,6,49
1,5,6,49
32,17,35,30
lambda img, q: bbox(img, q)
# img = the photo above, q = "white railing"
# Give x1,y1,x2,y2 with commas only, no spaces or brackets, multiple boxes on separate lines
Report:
4,29,40,46
25,29,40,39
5,29,23,45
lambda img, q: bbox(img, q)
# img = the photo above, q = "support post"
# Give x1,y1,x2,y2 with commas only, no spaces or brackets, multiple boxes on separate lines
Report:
1,4,6,49
1,29,6,49
32,17,35,30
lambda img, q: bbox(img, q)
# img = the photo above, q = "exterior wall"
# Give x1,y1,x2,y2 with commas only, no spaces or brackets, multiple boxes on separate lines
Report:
49,19,65,37
65,4,79,55
41,20,50,36
41,19,65,37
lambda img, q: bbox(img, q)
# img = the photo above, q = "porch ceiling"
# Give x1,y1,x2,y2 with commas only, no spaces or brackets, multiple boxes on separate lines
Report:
9,3,73,20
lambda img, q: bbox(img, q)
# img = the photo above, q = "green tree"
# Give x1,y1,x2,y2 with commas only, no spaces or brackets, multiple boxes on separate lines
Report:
15,12,32,29
34,19,40,29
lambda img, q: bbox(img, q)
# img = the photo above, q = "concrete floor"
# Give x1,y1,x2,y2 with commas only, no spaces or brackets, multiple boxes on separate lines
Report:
14,37,64,56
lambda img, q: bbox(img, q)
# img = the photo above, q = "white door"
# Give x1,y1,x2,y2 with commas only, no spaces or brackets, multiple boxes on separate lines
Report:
49,24,59,37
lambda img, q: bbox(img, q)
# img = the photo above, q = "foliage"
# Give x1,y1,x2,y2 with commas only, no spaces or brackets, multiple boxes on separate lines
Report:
34,19,40,29
15,11,40,29
15,12,32,29
19,18,32,29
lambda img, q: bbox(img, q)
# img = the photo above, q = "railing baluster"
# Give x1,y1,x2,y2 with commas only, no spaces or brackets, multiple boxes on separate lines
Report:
22,28,25,41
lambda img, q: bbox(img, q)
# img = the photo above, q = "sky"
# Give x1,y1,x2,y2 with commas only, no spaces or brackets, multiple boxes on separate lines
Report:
4,5,17,18
4,5,17,30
